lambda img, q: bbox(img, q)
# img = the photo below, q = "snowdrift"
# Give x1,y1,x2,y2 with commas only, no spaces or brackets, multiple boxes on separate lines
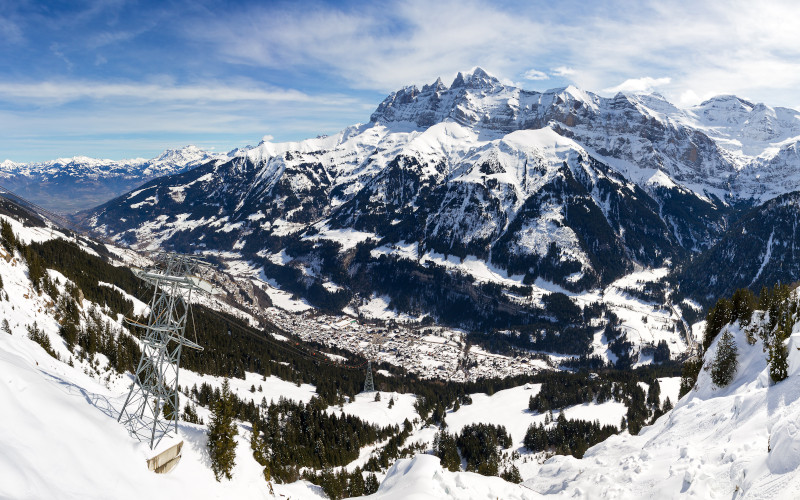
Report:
362,454,541,500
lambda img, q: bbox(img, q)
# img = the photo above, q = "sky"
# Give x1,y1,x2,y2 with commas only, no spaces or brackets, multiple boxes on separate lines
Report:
2,0,800,162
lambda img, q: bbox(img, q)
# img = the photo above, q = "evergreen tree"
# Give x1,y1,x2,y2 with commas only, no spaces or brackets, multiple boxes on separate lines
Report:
182,401,200,424
0,219,16,252
646,379,661,407
374,392,381,402
207,379,238,481
346,467,366,497
388,396,395,409
433,431,460,472
501,464,522,484
710,331,738,387
678,358,702,398
662,397,673,413
2,318,10,335
364,473,380,494
768,338,789,383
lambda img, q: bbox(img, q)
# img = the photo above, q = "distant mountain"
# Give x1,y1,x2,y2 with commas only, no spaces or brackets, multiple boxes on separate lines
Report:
83,68,800,348
0,145,228,212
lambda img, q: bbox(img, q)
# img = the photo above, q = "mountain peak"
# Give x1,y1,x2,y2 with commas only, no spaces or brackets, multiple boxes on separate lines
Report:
450,67,500,89
695,94,755,111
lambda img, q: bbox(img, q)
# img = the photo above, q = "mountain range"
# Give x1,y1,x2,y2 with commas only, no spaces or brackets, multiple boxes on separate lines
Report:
0,145,228,212
66,69,797,333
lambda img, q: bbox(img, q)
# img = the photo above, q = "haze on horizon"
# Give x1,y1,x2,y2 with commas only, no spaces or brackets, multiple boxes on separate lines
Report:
1,0,799,163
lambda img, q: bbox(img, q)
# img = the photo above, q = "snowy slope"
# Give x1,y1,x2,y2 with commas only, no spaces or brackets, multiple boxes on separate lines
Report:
522,324,800,499
361,454,541,500
0,324,323,500
0,213,323,499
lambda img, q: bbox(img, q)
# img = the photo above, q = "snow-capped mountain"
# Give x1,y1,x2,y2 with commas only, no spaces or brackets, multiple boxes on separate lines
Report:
0,145,228,212
80,68,800,345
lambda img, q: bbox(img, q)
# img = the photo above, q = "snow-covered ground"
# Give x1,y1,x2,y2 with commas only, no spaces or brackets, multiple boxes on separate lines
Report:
523,325,800,499
0,318,325,500
363,454,541,499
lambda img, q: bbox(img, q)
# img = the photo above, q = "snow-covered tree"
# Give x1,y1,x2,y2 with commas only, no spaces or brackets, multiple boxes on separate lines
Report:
711,330,738,387
768,339,789,383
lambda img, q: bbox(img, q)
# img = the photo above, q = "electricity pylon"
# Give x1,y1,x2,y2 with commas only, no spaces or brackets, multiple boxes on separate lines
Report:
117,253,211,449
363,360,375,393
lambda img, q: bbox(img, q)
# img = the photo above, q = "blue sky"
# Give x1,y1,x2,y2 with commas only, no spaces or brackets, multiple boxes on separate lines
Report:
2,0,800,162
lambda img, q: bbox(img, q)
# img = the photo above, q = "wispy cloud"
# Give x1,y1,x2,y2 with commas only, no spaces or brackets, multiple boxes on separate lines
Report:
0,16,23,44
0,79,358,106
192,0,550,90
604,77,671,94
523,69,548,81
191,0,800,104
551,66,577,77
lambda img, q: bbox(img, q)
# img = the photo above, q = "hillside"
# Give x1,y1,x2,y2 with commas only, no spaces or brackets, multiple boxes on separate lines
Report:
523,293,800,498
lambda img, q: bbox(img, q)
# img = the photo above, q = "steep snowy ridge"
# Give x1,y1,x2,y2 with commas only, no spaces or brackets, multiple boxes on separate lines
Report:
520,322,800,499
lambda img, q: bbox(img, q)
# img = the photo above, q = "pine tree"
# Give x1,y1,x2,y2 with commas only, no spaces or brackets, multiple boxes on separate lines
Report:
207,379,238,481
364,473,380,494
1,219,16,252
647,379,661,407
501,464,522,483
711,330,738,387
251,418,266,464
662,397,673,413
388,396,395,409
2,318,10,335
374,392,381,402
768,338,789,383
433,431,461,472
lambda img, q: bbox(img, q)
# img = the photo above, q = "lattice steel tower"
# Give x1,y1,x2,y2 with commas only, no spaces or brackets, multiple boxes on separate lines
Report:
118,253,211,449
363,360,375,393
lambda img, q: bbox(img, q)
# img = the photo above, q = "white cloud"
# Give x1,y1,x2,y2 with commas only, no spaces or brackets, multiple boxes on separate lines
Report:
0,79,349,106
189,0,800,108
604,76,672,94
523,68,548,80
678,89,702,107
0,17,23,44
193,0,550,91
551,66,577,77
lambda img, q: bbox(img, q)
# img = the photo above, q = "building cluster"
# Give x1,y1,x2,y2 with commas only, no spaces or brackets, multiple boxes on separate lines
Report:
264,308,552,382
